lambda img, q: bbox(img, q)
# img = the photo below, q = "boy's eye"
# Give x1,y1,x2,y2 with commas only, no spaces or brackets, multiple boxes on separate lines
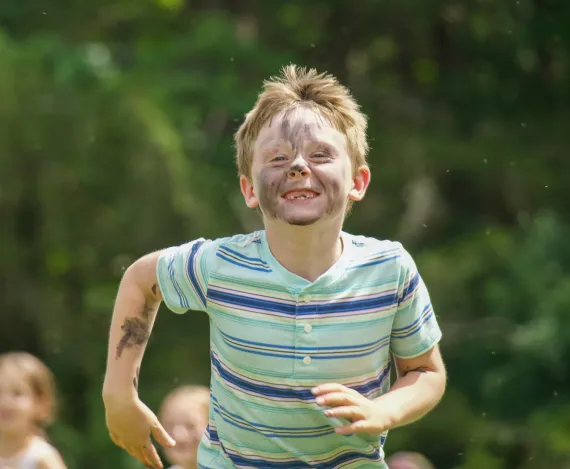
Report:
271,155,287,162
312,152,330,159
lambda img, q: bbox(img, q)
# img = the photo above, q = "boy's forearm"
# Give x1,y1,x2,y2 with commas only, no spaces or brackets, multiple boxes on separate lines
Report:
373,368,446,429
103,252,162,401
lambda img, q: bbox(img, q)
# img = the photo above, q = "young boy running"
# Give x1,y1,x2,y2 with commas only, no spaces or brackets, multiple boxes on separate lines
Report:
102,65,446,469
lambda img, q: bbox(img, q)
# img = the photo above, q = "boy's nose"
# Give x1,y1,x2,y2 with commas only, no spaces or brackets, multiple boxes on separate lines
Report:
287,162,310,180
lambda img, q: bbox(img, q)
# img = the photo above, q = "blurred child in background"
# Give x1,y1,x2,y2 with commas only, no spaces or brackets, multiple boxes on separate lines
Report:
386,451,436,469
0,352,67,469
159,385,209,469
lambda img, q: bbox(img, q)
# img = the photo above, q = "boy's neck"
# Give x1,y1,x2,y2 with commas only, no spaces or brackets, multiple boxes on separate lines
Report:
264,219,344,282
0,432,34,459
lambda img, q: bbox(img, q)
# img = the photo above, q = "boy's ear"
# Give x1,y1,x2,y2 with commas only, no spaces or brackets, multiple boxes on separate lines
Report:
240,175,259,208
348,165,371,201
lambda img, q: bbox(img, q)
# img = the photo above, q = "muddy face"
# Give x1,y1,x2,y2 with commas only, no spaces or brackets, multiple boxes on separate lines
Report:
251,107,353,226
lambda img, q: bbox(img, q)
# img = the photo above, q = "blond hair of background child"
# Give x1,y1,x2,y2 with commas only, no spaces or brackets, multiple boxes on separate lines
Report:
159,385,210,469
0,352,67,469
386,451,436,469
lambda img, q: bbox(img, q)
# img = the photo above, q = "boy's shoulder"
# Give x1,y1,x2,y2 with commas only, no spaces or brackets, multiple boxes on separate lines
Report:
342,232,415,273
344,232,404,257
197,231,266,264
205,230,264,251
198,231,270,275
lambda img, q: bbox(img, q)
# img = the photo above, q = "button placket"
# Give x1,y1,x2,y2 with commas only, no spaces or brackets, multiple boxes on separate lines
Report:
295,291,317,375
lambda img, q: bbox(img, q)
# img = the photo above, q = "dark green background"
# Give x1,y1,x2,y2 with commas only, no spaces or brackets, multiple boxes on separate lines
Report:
1,1,569,467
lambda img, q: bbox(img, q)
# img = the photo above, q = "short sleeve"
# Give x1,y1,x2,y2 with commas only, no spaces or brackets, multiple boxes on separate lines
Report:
390,245,442,358
156,238,216,314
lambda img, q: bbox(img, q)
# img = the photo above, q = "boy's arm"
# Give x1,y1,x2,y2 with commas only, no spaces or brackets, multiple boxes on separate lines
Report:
373,344,446,428
313,245,445,435
312,345,446,435
102,251,175,469
103,251,163,401
376,244,446,428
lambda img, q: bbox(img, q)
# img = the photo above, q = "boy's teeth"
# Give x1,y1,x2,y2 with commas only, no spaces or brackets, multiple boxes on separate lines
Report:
286,192,315,200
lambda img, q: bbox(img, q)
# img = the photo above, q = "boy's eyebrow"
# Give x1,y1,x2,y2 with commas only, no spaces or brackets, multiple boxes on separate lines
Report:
260,138,340,157
306,139,340,154
312,140,336,149
260,143,286,159
261,140,282,150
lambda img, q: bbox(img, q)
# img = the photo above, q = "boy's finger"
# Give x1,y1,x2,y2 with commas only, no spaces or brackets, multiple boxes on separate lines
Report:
129,445,159,469
142,441,163,469
315,392,356,407
125,445,146,465
324,405,364,421
136,446,153,469
312,383,345,395
334,419,372,435
150,421,176,448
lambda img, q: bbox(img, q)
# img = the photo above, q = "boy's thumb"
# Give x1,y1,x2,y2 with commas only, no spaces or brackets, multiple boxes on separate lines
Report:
151,421,176,448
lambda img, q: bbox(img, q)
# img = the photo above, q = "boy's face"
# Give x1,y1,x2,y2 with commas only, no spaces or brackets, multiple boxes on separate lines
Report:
240,106,370,227
161,398,208,468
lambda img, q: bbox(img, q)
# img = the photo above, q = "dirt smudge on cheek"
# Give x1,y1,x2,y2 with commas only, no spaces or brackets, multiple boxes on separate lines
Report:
324,177,346,215
257,168,281,220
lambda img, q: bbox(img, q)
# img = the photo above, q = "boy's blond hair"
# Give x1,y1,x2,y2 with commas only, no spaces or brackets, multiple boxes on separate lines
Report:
0,352,57,428
234,65,369,179
159,384,210,420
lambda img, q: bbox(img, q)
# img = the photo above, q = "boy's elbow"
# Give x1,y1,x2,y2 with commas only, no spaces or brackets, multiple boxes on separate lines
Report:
430,366,447,404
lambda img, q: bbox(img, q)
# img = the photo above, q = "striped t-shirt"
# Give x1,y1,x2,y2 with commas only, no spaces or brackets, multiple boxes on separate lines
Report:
157,230,442,469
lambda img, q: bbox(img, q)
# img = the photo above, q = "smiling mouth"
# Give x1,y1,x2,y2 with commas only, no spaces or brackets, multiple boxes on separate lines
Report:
281,190,320,200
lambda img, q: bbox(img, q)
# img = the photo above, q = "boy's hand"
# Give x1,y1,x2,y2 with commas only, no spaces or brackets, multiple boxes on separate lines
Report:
312,383,397,436
104,396,176,469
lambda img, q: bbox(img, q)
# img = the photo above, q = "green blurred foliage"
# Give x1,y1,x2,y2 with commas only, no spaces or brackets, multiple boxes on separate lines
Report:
1,1,570,467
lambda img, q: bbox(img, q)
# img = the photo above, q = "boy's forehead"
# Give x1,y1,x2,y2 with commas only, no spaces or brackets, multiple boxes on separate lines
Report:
256,107,345,148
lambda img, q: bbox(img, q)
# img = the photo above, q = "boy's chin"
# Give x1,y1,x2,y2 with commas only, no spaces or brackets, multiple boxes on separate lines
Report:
285,216,321,226
279,207,326,226
262,211,322,227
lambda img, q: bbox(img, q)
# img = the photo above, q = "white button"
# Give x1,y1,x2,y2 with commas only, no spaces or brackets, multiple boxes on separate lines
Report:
304,324,312,334
303,356,311,365
303,295,312,303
